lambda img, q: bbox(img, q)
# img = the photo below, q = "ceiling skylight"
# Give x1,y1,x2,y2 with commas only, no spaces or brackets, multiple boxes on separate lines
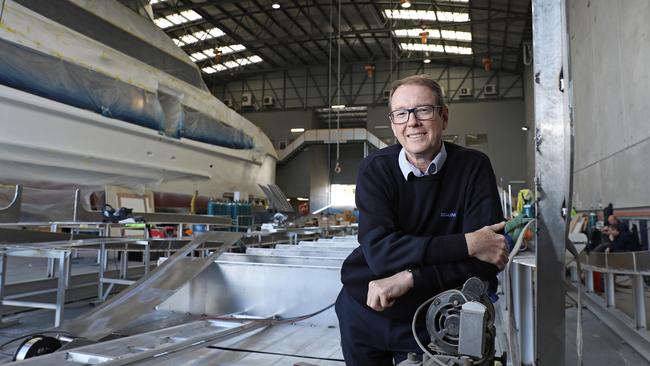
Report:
173,28,225,47
384,9,470,22
400,42,472,54
188,44,247,61
201,56,263,74
154,10,202,29
393,29,472,42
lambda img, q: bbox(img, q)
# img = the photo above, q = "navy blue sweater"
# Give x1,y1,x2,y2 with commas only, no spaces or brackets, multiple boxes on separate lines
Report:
341,142,503,322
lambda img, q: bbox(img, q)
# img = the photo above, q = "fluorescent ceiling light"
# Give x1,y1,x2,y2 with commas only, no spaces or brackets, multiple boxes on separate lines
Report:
291,128,305,133
331,104,346,109
297,197,309,201
272,3,281,9
384,9,470,22
423,58,431,63
400,42,472,54
400,0,411,8
521,126,529,131
202,66,217,74
154,10,202,29
393,29,472,42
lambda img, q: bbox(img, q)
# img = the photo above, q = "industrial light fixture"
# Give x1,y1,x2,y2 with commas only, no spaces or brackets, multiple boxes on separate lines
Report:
482,53,493,72
521,126,529,131
400,0,412,8
423,58,431,63
290,128,305,133
272,3,280,9
331,104,346,109
419,29,429,44
364,63,376,78
297,197,309,201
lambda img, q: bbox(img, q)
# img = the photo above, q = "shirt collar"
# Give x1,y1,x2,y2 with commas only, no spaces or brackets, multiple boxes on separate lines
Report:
398,142,447,181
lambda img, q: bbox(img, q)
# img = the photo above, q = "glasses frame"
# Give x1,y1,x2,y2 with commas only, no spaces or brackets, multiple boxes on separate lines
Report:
388,104,441,125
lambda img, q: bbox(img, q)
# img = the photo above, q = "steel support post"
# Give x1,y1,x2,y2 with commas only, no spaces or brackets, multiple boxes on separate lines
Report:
519,264,535,365
633,275,646,329
0,253,13,327
585,270,594,292
98,242,105,301
569,265,579,283
606,273,616,308
532,0,571,364
55,251,68,327
512,264,521,330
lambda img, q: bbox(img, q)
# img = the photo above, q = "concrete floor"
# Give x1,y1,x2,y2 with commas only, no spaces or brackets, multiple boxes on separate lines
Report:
565,302,649,365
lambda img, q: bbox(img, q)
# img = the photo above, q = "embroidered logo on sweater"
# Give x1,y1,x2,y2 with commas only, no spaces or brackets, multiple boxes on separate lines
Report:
440,212,457,218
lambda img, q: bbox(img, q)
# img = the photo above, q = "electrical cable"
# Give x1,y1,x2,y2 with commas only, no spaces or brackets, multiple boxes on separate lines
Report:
503,218,536,366
206,345,345,362
202,302,334,326
335,0,341,170
327,0,333,206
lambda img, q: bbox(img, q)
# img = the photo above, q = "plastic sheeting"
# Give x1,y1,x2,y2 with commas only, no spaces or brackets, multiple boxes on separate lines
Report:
0,37,255,150
183,107,255,150
0,37,164,130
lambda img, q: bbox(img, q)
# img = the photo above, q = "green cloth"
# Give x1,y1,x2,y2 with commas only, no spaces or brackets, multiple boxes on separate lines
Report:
505,215,534,241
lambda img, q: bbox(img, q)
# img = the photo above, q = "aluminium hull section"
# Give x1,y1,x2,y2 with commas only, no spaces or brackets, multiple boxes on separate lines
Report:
0,84,275,198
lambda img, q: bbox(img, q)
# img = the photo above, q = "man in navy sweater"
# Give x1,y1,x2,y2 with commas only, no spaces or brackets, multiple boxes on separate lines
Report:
335,75,508,365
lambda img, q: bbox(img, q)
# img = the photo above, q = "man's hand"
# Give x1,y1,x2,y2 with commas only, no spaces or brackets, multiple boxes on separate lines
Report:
366,270,414,311
465,221,508,271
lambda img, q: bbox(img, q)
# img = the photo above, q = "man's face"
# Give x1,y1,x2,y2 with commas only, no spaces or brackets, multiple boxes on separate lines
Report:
390,84,448,159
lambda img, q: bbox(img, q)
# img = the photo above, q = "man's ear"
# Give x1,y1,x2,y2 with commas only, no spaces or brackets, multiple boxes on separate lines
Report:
441,107,449,130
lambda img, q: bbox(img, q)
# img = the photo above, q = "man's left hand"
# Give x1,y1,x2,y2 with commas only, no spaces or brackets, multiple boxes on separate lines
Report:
366,270,414,311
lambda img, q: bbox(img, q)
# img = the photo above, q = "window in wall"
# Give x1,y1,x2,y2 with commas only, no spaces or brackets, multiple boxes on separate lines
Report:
466,133,488,150
331,184,356,207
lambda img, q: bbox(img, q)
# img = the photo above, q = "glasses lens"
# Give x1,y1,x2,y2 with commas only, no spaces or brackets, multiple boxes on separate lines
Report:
414,106,435,119
391,110,409,124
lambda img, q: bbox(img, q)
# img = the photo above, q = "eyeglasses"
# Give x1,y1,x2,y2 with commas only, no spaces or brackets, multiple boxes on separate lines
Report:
389,105,440,124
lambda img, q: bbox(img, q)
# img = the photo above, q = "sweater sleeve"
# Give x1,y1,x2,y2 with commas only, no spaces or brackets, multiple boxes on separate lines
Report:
356,161,469,277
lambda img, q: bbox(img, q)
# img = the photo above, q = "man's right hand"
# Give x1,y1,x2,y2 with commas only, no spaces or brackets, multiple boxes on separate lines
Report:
465,221,508,271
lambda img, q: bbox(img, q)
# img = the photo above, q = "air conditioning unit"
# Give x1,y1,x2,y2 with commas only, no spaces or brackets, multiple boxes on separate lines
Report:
223,98,233,108
382,90,391,100
484,84,497,96
459,87,473,97
263,95,274,106
241,92,253,107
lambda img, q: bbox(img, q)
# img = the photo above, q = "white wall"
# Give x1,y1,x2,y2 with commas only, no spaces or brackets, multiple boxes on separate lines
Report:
569,0,650,209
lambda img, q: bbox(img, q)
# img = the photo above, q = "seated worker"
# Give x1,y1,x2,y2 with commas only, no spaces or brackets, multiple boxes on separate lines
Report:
594,223,640,253
607,214,629,233
335,74,508,366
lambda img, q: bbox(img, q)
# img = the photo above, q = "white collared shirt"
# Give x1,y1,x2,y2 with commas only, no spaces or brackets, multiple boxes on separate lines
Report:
398,142,447,181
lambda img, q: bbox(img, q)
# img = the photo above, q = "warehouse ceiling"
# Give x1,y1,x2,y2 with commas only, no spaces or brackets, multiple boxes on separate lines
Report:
150,0,532,88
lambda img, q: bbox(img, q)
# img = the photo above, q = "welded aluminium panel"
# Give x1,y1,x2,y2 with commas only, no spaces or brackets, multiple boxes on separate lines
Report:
532,0,570,364
157,260,342,326
59,232,242,340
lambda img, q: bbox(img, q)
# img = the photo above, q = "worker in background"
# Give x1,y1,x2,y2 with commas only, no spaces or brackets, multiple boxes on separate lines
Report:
335,74,508,365
595,223,640,253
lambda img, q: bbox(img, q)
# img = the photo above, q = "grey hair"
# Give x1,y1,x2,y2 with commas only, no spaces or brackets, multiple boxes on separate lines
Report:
389,74,447,110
